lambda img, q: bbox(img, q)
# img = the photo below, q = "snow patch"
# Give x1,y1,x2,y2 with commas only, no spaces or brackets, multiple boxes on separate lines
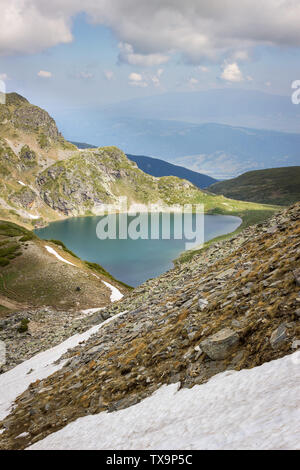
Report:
28,352,300,450
45,246,76,266
0,310,128,421
102,280,123,302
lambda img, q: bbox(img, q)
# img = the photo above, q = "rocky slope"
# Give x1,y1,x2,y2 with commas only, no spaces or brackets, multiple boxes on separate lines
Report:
0,203,299,449
209,166,300,206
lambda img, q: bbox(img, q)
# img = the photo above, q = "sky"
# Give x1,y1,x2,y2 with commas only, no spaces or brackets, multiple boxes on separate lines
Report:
1,0,300,113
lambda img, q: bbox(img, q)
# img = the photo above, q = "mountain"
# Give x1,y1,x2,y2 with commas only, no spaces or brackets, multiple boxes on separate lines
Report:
0,93,277,226
71,142,217,189
1,202,299,449
124,154,217,189
61,116,300,179
209,166,300,206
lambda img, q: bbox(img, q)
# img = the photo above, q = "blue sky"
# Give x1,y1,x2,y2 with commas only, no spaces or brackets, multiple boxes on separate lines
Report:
1,2,300,114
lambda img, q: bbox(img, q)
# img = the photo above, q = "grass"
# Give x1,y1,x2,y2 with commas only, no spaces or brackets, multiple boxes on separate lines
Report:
208,166,300,206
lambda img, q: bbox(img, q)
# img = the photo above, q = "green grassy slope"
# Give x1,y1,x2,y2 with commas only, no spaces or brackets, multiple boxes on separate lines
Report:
0,220,129,314
208,166,300,206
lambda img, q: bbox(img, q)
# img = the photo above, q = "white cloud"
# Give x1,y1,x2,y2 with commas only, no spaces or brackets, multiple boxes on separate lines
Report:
104,70,114,81
128,72,148,87
118,43,169,67
221,63,243,82
129,72,142,82
265,81,272,87
37,70,52,78
198,66,209,73
0,73,8,81
2,1,300,64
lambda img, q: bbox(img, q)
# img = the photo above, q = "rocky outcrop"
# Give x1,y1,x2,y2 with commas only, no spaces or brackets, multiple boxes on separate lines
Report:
35,146,213,216
10,187,37,209
0,203,299,450
200,328,239,360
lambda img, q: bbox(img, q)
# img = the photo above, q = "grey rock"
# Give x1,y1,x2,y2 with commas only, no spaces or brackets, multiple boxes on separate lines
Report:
291,340,300,349
200,328,239,360
270,323,288,348
198,298,208,311
0,341,6,367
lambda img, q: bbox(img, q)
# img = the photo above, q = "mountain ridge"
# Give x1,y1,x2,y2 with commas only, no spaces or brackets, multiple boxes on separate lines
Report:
209,166,300,206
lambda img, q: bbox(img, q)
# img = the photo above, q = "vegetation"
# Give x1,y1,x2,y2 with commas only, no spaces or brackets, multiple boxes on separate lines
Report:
85,261,133,290
17,318,29,333
208,166,300,206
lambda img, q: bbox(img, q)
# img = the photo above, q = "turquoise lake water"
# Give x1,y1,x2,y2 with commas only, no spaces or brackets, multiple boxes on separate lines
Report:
35,214,241,287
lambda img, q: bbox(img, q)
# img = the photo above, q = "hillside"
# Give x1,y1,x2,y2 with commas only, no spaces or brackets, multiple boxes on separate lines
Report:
126,154,217,188
209,167,300,206
0,202,299,449
72,142,217,189
0,220,128,316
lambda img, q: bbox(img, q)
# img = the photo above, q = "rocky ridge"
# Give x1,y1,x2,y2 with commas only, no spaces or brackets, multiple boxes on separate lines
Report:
0,203,299,449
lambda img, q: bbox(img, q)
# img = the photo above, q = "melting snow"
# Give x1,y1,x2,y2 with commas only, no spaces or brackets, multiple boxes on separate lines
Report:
102,280,123,302
45,246,76,266
28,352,300,450
0,310,128,422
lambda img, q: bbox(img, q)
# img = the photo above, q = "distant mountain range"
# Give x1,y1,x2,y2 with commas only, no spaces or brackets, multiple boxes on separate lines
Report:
208,166,300,206
71,142,217,189
101,89,300,133
68,119,300,180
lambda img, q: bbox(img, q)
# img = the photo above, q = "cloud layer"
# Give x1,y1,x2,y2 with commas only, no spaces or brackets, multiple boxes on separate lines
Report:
1,0,300,64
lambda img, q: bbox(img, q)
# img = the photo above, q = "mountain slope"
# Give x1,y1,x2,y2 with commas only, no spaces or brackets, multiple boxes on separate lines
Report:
209,166,300,206
71,142,217,189
0,220,128,315
0,202,299,449
126,153,217,188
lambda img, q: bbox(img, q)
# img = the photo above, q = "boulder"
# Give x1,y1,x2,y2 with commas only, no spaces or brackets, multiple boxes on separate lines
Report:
200,328,239,360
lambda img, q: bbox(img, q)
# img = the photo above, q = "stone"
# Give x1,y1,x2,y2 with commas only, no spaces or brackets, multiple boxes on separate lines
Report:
198,298,208,311
291,340,300,350
0,340,6,367
200,328,240,360
270,324,288,348
215,268,235,280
